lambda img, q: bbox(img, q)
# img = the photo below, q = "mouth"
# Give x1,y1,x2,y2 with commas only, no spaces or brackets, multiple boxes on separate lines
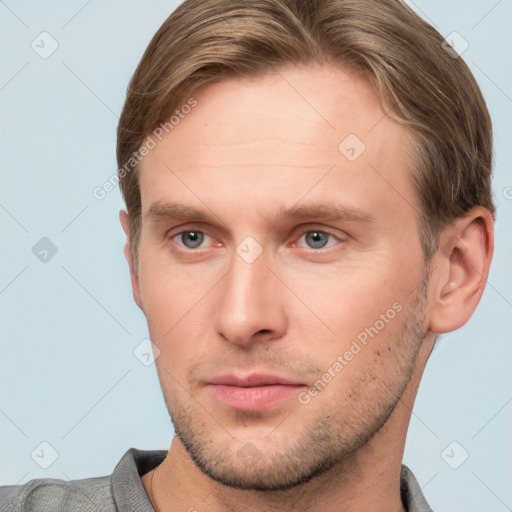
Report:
205,373,307,411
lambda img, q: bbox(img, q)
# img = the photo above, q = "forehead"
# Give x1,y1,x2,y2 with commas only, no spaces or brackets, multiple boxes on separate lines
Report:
147,65,392,159
138,64,417,225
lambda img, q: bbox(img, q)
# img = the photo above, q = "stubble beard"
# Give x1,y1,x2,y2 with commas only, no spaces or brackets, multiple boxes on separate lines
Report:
159,282,428,492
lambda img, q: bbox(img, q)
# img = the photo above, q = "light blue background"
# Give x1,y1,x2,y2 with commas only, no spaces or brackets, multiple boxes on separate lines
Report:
1,1,511,510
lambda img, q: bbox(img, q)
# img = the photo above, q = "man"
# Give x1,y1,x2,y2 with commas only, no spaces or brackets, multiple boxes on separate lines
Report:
1,0,494,511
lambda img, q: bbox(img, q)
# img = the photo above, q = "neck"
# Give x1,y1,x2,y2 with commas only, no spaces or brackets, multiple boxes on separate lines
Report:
147,438,406,512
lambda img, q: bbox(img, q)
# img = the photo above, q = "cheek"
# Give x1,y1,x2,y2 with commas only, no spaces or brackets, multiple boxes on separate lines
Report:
137,260,213,373
150,316,203,393
137,254,206,335
283,260,408,344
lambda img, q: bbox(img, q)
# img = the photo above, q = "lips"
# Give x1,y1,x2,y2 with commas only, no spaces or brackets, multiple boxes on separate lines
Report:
205,373,306,411
208,373,303,387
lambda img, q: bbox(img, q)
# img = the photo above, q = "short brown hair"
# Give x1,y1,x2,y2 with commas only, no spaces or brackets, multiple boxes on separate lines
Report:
117,0,494,268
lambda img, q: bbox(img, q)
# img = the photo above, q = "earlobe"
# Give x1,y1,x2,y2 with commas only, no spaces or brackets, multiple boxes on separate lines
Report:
119,210,144,312
429,207,494,334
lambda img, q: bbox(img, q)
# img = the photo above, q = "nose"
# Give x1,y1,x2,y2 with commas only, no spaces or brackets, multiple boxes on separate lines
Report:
213,250,287,348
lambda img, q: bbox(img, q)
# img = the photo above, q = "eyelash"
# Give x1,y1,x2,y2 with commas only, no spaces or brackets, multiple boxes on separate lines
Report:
168,227,344,252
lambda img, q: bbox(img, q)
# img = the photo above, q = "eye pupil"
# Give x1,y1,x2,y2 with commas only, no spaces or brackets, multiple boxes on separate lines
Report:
181,231,204,248
306,231,329,249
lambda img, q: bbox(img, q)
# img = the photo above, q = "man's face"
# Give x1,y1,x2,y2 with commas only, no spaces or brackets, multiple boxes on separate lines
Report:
134,65,430,490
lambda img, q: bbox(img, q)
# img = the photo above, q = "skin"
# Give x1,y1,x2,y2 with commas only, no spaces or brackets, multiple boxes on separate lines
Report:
120,64,494,512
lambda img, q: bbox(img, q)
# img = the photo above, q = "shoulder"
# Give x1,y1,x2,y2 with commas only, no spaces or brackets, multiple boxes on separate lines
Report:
0,448,166,512
400,464,434,512
0,475,115,512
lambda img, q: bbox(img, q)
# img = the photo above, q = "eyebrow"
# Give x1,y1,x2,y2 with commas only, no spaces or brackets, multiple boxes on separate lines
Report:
147,201,213,223
276,204,375,224
146,200,375,226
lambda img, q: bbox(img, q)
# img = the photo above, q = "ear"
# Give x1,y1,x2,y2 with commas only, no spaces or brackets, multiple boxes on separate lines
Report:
429,206,494,334
119,210,144,312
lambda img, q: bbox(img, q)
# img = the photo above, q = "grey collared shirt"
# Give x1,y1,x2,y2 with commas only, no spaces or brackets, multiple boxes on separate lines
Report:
0,448,433,511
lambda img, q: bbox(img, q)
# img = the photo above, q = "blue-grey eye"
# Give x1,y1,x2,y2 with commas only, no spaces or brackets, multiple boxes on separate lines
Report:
181,231,204,248
304,231,329,249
